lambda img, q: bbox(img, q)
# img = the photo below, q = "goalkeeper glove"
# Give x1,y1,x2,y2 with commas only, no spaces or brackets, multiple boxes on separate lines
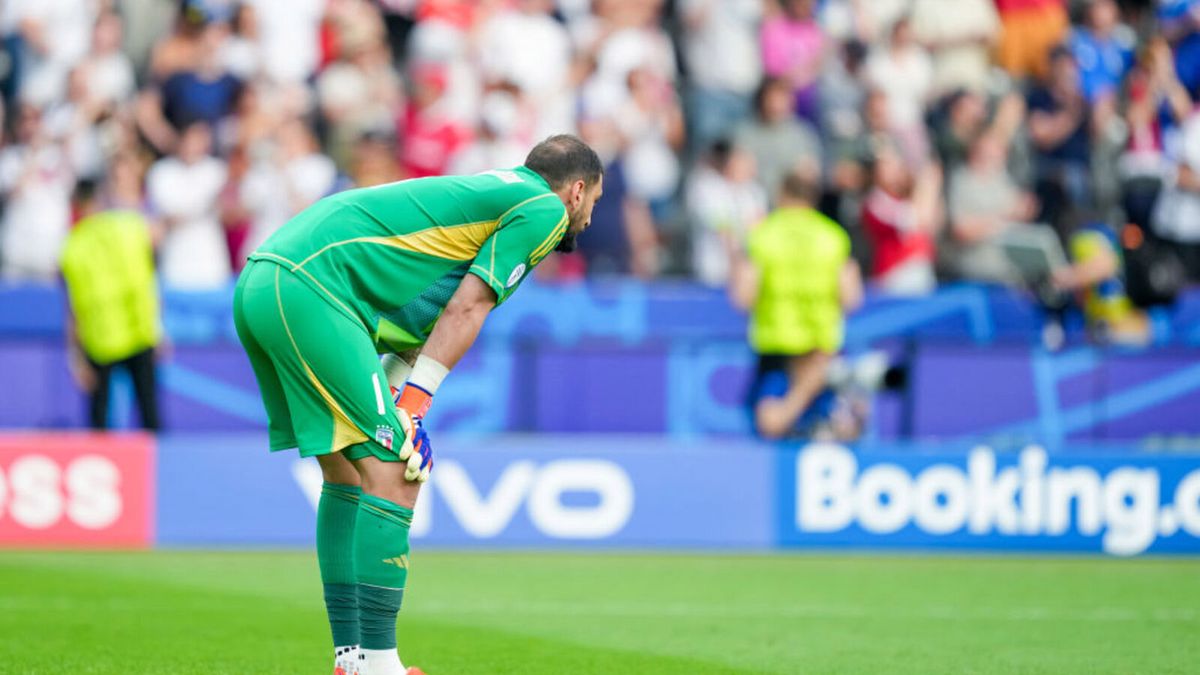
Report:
394,384,433,483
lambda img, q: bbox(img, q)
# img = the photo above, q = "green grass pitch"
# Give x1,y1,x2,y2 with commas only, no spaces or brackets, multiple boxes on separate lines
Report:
0,550,1196,674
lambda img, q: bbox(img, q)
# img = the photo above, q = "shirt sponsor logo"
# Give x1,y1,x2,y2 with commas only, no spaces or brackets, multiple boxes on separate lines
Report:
507,264,527,288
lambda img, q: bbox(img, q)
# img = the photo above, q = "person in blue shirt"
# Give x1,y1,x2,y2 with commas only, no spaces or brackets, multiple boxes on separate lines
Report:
1069,0,1134,102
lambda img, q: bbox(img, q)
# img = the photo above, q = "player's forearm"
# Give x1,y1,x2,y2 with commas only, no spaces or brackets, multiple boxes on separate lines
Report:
420,305,488,372
420,275,496,373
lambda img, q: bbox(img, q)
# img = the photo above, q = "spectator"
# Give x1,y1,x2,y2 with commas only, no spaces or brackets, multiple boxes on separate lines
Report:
1070,0,1134,103
138,21,242,154
8,0,96,108
836,89,909,185
575,134,659,278
1168,1,1200,99
219,143,252,271
145,121,230,290
0,104,73,281
995,0,1069,80
819,39,869,165
1151,110,1200,279
222,3,263,81
909,0,1000,96
398,63,471,178
318,29,402,169
863,18,934,157
240,118,338,256
610,66,685,216
219,83,278,157
148,9,210,81
933,89,990,174
159,23,242,131
244,0,325,85
861,145,943,295
350,131,402,187
686,139,768,286
103,151,151,215
760,0,823,123
1054,222,1150,345
43,66,108,180
680,0,764,152
731,169,862,439
934,89,1027,180
943,133,1041,285
1121,37,1192,229
734,76,821,202
1028,46,1093,232
448,90,528,177
86,11,137,108
477,0,574,140
61,178,162,431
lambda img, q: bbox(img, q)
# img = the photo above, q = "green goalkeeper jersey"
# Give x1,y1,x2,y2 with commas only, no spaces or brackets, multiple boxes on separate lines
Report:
248,166,569,353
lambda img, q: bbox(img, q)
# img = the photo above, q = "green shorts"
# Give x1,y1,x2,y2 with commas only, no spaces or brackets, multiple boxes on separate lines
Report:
233,259,407,461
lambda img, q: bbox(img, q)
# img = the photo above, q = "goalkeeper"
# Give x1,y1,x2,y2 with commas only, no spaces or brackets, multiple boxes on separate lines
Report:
232,135,604,675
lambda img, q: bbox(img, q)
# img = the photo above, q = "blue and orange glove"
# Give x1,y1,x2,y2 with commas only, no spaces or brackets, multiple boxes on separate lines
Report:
394,384,433,483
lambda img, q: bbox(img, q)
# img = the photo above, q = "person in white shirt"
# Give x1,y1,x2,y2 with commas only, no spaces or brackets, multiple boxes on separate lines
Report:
244,0,324,84
7,0,96,107
0,104,73,280
686,140,768,286
239,118,337,256
477,0,575,139
863,18,933,149
448,91,530,177
909,0,999,97
146,122,231,290
86,10,137,107
679,0,763,152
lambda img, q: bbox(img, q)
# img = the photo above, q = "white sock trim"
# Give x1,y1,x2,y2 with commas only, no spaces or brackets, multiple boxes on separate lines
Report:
361,648,405,671
409,354,449,395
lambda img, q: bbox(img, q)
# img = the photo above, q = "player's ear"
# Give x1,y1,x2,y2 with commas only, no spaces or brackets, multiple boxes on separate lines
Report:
571,179,586,207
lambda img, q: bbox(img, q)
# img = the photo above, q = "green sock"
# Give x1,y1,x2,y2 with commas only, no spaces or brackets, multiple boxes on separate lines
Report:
354,493,413,651
317,482,362,648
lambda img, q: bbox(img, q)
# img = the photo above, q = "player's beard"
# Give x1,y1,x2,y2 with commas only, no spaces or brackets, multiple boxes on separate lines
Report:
556,209,582,252
555,232,578,253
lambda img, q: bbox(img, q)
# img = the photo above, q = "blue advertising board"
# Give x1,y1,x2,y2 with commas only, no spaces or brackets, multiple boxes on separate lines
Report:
152,433,1200,555
155,434,776,549
777,444,1200,555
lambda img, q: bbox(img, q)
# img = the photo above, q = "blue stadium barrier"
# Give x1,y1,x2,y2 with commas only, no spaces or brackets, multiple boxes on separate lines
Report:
4,281,1200,442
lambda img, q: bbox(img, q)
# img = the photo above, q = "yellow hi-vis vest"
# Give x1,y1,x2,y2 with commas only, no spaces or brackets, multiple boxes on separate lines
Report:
748,206,850,355
61,210,160,365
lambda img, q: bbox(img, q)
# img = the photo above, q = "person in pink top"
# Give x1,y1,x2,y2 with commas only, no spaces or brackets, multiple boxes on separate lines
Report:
761,0,824,124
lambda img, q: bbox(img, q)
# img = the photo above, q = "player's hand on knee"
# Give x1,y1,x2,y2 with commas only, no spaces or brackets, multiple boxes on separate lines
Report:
395,383,434,483
402,415,433,483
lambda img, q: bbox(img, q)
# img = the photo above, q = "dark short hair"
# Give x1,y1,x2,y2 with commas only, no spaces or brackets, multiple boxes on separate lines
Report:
754,76,789,115
523,134,604,190
779,169,820,205
709,138,734,171
72,178,99,206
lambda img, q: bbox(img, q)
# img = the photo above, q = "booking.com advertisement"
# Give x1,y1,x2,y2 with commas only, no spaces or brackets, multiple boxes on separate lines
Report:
0,432,1198,555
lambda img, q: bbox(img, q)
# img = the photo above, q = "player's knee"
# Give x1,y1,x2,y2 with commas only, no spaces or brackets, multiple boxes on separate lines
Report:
357,458,420,508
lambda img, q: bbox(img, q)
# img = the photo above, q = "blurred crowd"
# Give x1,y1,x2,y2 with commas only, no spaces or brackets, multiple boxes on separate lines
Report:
2,0,1200,337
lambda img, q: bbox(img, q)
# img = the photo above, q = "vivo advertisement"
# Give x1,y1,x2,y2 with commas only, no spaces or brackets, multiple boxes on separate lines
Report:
155,435,776,549
2,432,1198,556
